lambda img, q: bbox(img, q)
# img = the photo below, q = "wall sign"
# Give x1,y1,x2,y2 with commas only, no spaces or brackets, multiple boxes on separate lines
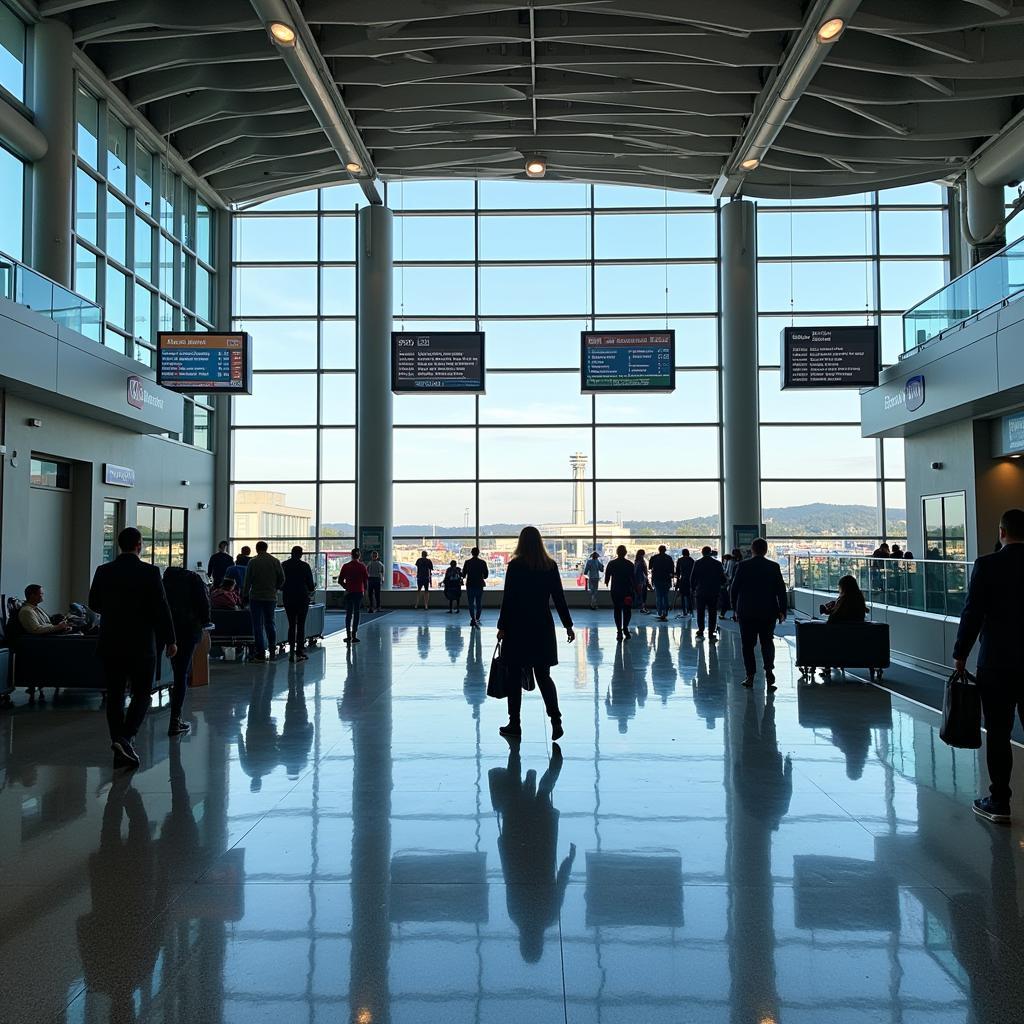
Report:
391,332,485,393
127,375,166,412
359,526,385,555
905,374,925,412
781,326,880,390
581,330,675,393
104,463,136,487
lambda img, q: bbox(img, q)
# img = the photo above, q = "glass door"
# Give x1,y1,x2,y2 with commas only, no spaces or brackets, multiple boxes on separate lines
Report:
102,499,123,563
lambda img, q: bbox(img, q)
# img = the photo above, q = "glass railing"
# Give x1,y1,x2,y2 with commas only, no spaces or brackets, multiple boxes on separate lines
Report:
794,555,970,618
903,233,1024,351
0,249,102,342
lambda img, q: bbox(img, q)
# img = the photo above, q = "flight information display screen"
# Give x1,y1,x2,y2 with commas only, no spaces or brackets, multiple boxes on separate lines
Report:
391,332,485,393
581,330,676,392
156,332,252,394
781,326,880,389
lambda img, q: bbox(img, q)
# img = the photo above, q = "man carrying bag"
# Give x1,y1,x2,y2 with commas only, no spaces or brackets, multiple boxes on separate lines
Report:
952,508,1024,824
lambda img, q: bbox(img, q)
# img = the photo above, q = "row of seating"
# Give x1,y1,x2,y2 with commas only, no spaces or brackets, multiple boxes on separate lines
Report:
0,602,327,703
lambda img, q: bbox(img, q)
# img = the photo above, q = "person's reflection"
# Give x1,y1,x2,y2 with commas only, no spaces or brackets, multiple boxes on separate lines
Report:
464,627,486,719
237,676,278,792
416,625,431,661
650,626,677,704
489,742,575,962
76,778,162,1022
729,691,792,1024
445,622,465,664
280,669,314,780
948,824,1024,1023
606,645,642,733
690,637,725,729
338,646,364,723
735,691,792,828
585,624,604,684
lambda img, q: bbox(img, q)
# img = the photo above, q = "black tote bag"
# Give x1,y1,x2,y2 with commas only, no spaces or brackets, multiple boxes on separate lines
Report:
487,641,512,699
940,669,982,749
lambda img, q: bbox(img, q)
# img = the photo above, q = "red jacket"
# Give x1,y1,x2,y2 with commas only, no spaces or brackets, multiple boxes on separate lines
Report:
339,559,369,595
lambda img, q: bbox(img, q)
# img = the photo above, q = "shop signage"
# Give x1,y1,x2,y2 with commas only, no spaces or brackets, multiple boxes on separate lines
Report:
104,463,136,487
1008,413,1024,451
905,375,925,412
127,375,166,412
883,374,926,414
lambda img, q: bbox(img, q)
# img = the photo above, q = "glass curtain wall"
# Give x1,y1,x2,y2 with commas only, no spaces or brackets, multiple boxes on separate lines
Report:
756,182,949,566
231,180,950,586
71,82,216,448
0,3,26,262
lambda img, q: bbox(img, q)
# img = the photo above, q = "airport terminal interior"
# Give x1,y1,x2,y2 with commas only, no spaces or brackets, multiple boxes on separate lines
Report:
5,0,1024,1021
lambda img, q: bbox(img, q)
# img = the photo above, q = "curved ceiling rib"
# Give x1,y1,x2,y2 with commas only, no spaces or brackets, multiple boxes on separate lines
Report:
48,0,1024,205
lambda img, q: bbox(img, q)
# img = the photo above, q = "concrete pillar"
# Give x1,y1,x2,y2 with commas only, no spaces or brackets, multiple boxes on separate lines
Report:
356,204,393,583
720,199,761,550
966,167,1006,265
30,20,75,287
213,207,233,547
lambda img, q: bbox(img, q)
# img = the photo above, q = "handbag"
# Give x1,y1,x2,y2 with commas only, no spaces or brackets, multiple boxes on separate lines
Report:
940,668,982,749
487,641,513,699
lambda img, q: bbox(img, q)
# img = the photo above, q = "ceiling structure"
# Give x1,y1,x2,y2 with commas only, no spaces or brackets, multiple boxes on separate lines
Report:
40,0,1024,205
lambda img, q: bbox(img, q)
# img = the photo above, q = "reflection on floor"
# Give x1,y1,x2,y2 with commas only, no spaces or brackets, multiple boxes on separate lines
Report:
2,610,1024,1023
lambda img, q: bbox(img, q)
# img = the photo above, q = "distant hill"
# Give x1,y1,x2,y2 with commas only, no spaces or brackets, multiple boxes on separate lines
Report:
323,503,905,539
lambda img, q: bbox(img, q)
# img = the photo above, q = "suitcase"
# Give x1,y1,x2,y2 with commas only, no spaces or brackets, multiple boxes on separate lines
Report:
794,620,890,681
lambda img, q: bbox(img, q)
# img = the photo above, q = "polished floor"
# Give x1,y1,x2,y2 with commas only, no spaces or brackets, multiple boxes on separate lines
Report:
2,610,1024,1024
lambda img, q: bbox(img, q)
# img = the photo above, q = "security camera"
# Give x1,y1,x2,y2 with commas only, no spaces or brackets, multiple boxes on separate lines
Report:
930,461,943,470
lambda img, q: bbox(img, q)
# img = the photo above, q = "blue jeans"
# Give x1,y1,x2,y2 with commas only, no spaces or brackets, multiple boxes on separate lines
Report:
345,592,362,636
654,582,670,617
250,599,277,656
467,586,483,621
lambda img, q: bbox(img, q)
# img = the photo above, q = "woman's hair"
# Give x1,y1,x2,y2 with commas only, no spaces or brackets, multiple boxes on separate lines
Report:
450,559,457,566
835,575,868,616
616,545,627,558
512,525,555,570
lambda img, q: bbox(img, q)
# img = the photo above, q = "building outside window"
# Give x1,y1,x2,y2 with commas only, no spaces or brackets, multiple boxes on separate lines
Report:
230,180,950,586
0,1,26,104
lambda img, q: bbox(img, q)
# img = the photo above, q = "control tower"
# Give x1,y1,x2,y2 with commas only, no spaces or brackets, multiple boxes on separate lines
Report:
570,452,588,526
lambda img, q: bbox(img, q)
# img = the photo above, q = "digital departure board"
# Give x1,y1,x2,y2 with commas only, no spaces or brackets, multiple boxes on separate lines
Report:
157,332,253,394
391,332,485,393
581,330,676,393
781,326,880,390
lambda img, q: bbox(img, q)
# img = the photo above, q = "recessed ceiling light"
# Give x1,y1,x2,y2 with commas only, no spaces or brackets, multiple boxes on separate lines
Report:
817,17,845,43
525,156,547,178
268,22,296,46
346,161,362,174
740,157,760,171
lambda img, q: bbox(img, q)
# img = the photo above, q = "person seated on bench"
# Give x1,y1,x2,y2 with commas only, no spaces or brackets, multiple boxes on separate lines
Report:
818,575,867,678
17,584,71,635
210,577,242,610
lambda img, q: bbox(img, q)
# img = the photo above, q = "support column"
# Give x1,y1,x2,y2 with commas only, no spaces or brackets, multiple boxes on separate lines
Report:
356,204,394,584
213,207,234,547
720,199,761,550
965,167,1006,265
30,20,74,287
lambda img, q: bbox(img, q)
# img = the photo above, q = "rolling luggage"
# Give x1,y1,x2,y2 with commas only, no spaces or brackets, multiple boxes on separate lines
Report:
795,620,890,681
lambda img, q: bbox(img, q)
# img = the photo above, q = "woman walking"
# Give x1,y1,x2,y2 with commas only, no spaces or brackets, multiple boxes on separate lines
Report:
496,526,575,740
604,545,636,642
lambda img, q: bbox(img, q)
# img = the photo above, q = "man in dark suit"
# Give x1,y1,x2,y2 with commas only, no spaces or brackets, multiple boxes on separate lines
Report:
953,508,1024,823
730,537,787,690
690,546,726,642
89,527,177,769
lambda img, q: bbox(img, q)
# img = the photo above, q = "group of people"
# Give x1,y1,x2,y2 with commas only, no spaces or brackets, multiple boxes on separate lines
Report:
412,549,490,625
208,540,317,662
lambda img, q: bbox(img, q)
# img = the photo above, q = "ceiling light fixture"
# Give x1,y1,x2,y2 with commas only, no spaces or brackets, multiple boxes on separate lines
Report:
268,21,297,46
740,157,760,171
346,161,362,174
525,156,547,178
817,17,845,43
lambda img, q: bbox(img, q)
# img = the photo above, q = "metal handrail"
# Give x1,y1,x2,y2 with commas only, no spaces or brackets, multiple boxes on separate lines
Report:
793,554,971,618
